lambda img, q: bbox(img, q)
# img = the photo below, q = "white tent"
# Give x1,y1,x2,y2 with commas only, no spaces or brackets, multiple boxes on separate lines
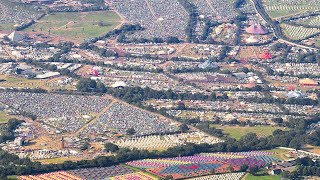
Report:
8,31,25,42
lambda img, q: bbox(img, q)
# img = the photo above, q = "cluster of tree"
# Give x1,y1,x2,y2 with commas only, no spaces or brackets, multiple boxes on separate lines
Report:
49,0,108,13
80,141,91,151
253,0,283,39
14,20,37,31
170,55,239,64
43,55,163,73
282,157,320,179
307,128,320,146
169,66,219,73
240,96,319,106
170,56,205,62
80,0,105,7
0,59,15,63
0,119,24,143
269,43,290,64
233,0,246,8
79,44,118,58
195,122,224,137
48,42,74,62
1,114,319,178
118,35,181,44
200,19,220,42
295,52,320,64
107,87,220,104
76,78,107,93
219,46,231,60
22,59,77,78
178,0,198,43
123,53,164,60
85,24,143,43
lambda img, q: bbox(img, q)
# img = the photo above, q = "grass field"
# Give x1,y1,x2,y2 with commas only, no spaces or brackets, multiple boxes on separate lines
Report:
25,11,121,42
36,156,89,164
266,10,301,19
266,148,293,161
0,111,14,124
302,145,320,154
7,176,18,180
243,173,281,180
0,75,47,89
212,125,288,140
281,23,320,40
0,23,17,31
0,75,76,91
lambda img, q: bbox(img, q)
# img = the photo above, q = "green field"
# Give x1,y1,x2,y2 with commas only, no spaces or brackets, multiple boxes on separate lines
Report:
0,0,45,31
0,111,13,124
25,11,121,42
262,0,320,19
0,23,17,31
266,10,301,19
7,176,18,180
243,174,281,180
267,148,293,161
212,125,288,140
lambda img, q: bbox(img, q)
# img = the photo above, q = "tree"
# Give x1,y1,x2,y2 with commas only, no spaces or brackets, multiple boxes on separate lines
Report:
227,165,234,172
76,78,96,92
126,128,136,135
249,166,259,175
80,141,90,151
209,92,217,100
76,78,107,93
96,81,107,93
240,164,249,172
104,143,119,153
241,67,250,73
164,175,174,180
166,36,180,43
179,124,189,133
289,137,302,149
177,102,186,110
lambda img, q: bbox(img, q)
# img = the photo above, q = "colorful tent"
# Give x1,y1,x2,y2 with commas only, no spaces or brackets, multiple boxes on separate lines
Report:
245,23,268,35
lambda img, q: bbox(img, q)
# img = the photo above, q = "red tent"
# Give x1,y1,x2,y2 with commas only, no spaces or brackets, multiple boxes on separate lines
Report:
287,86,296,91
89,69,100,76
261,52,273,60
245,23,268,35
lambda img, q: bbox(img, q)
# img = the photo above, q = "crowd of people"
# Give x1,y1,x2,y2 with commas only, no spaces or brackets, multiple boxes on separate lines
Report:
269,62,320,76
0,0,42,24
101,69,204,93
113,0,188,40
193,0,238,22
115,132,223,150
0,92,112,132
86,102,178,136
167,109,306,124
9,46,60,61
